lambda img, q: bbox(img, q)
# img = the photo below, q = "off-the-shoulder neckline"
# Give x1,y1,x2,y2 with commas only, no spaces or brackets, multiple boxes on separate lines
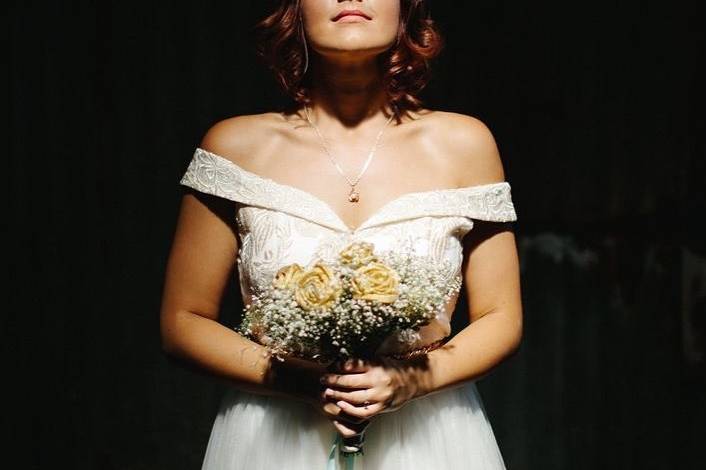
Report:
193,147,511,233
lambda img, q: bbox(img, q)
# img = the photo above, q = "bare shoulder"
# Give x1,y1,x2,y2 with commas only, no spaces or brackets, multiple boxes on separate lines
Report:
198,111,286,168
426,110,506,186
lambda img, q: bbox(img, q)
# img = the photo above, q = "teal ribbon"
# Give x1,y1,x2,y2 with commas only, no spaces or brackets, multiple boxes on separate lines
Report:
326,433,339,470
326,433,358,470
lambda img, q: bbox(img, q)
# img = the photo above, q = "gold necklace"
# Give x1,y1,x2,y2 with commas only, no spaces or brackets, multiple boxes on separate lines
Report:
303,105,394,203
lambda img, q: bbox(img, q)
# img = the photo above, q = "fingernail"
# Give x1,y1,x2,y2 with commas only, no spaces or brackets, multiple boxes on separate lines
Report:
337,401,346,407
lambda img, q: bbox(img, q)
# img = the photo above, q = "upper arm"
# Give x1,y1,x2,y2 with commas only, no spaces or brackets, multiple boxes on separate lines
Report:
160,120,246,333
448,114,522,338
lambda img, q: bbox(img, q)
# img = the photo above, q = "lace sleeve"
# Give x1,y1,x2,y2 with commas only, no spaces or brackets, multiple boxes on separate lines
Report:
461,182,517,222
179,148,245,203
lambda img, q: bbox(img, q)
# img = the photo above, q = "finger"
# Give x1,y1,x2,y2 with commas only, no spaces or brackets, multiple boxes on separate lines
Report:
322,402,368,425
334,358,371,373
332,419,370,438
324,387,378,406
332,420,360,438
327,358,364,372
321,372,373,389
335,399,383,419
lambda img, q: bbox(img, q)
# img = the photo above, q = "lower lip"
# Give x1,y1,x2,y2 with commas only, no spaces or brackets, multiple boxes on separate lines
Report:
335,15,369,22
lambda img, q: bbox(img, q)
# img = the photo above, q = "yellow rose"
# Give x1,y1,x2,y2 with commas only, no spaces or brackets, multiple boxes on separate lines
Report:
351,261,400,303
339,241,378,267
294,261,342,310
272,263,304,290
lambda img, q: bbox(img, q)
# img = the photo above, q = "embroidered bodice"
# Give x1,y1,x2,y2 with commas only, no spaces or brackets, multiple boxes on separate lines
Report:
179,147,517,354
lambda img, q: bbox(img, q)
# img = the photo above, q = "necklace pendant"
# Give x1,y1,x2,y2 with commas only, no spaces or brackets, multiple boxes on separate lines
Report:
348,188,360,203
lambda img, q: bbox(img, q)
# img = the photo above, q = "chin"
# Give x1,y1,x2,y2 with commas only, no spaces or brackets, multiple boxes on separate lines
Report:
320,38,393,54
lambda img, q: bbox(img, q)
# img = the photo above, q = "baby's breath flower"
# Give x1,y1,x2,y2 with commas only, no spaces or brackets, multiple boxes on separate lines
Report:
235,242,463,363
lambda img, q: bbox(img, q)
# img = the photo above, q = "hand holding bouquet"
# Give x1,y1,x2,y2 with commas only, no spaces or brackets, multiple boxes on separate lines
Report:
236,241,461,454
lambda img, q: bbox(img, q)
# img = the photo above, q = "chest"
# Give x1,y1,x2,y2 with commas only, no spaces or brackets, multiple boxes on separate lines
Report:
252,130,462,232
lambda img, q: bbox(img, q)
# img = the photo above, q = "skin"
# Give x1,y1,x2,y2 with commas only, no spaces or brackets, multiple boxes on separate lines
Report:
160,0,522,443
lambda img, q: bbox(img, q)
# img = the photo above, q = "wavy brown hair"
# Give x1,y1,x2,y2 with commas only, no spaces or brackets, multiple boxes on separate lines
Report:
253,0,444,122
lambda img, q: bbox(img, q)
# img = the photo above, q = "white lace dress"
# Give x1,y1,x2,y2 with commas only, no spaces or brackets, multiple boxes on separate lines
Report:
179,148,517,470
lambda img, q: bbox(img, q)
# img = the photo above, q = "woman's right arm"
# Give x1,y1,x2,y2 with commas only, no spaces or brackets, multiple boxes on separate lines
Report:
159,186,324,405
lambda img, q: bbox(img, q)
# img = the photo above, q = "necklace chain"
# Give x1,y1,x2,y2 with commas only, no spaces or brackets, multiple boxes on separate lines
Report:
303,105,394,202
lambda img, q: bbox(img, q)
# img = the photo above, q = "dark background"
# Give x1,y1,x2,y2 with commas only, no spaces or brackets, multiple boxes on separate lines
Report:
9,1,705,469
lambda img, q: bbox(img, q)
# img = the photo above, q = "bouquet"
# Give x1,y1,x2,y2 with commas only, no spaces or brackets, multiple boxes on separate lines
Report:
236,241,461,456
237,240,461,363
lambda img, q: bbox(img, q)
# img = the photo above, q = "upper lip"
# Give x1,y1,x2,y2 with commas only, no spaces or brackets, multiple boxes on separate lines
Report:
332,9,372,21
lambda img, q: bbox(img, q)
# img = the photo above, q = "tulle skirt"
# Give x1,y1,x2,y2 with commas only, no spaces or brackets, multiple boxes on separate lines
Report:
200,380,507,470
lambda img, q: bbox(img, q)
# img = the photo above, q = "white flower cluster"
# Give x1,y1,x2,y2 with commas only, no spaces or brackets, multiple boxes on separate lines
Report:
236,242,462,364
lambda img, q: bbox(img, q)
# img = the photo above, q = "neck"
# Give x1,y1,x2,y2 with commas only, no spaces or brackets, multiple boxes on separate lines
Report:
306,55,392,131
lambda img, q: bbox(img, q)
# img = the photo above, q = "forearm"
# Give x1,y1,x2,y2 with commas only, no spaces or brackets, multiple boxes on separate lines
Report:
419,310,522,398
161,310,322,403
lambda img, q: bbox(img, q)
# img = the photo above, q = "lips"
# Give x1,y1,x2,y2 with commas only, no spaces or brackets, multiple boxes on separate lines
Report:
332,9,372,21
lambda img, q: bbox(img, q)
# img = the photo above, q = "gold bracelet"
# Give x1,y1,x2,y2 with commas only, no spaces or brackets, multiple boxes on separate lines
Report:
380,336,450,361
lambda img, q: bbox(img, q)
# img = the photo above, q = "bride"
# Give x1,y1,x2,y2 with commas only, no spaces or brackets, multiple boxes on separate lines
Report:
160,0,523,468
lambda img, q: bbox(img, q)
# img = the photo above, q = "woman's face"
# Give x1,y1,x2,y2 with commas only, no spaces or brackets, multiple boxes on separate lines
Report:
300,0,401,62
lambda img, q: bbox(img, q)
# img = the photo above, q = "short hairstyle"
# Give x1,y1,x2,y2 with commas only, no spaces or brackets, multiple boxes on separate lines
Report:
253,0,444,121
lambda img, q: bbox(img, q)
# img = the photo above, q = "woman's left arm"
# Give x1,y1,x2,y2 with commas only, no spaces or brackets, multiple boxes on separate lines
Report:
420,219,523,398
